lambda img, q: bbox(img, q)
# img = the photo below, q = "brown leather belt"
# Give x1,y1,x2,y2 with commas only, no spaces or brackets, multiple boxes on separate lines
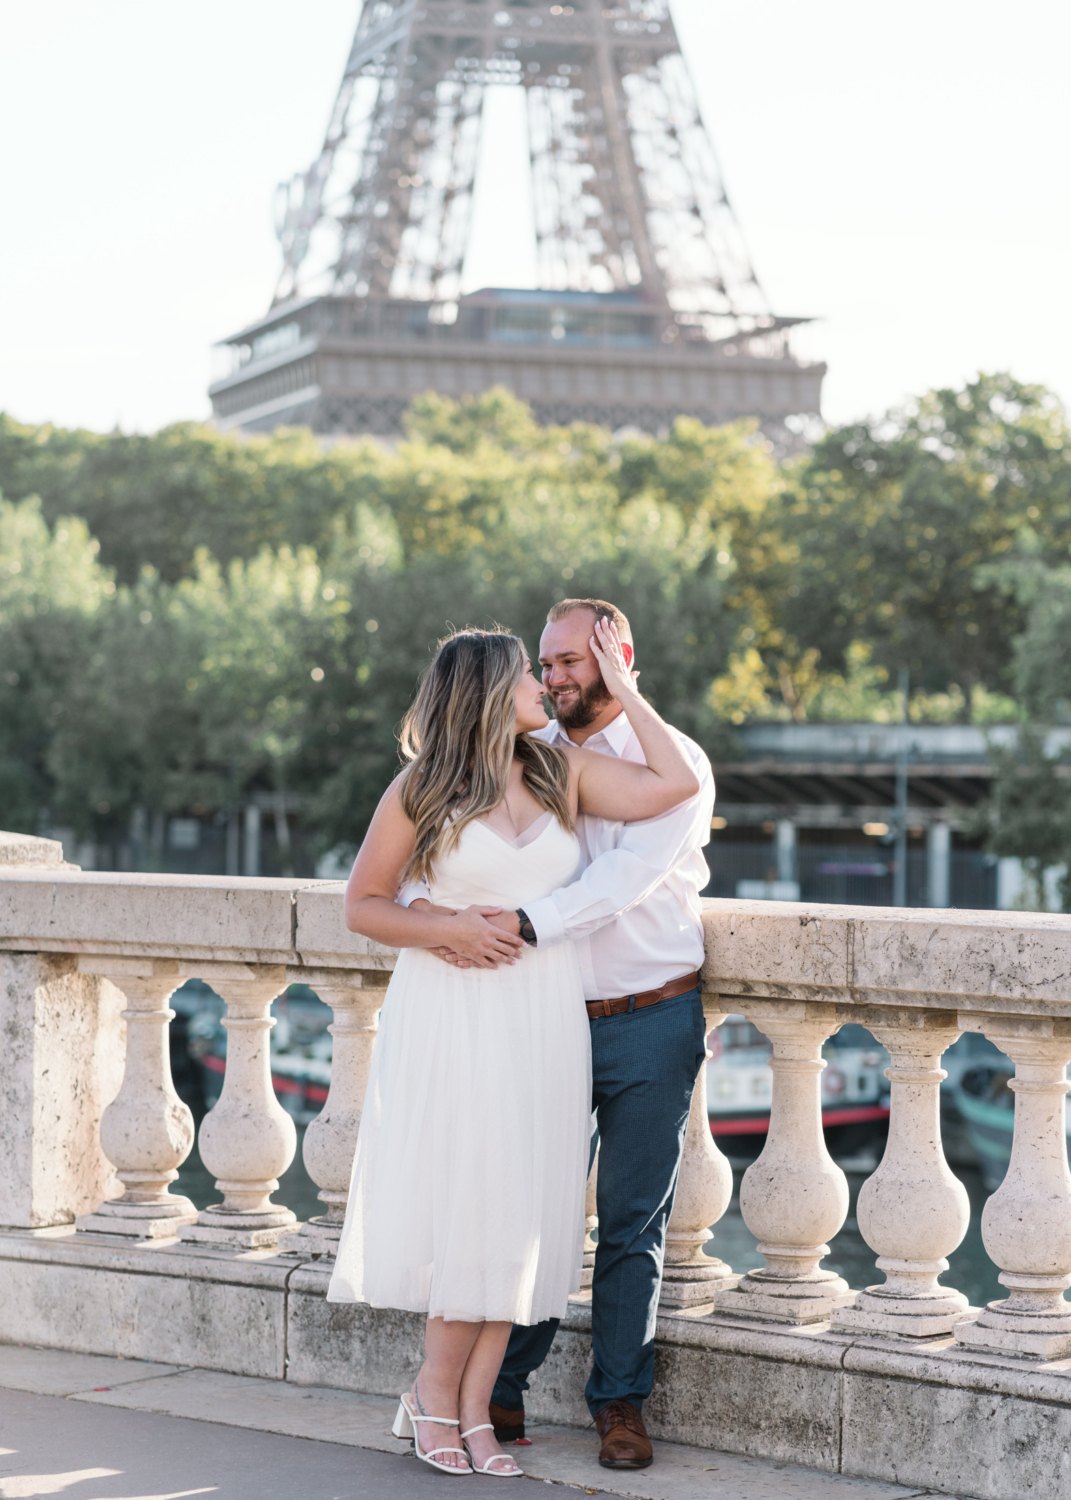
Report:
585,970,701,1020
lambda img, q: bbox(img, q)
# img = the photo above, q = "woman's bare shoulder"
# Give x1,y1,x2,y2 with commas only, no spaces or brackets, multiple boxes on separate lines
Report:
380,772,406,803
369,771,412,826
561,743,610,771
350,774,416,889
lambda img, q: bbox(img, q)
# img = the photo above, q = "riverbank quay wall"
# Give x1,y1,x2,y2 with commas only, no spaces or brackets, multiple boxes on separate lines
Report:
1,829,1071,1498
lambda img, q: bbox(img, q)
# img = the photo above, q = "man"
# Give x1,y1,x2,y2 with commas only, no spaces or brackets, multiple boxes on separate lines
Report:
411,598,714,1472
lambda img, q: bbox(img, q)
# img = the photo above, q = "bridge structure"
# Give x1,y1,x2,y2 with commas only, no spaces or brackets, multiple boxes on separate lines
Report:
707,722,1061,910
209,1,824,439
2,827,1071,1499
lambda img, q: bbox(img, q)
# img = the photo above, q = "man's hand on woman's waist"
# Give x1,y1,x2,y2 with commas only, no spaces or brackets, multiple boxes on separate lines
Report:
411,896,523,968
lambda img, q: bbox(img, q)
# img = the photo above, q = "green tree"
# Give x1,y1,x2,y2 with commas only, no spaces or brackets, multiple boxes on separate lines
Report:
43,545,359,849
0,415,385,585
998,559,1071,723
970,728,1071,911
9,385,980,856
774,374,1071,719
0,495,111,832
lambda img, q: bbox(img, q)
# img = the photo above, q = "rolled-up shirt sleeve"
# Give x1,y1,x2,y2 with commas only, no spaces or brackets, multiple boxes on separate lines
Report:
523,754,714,945
396,879,430,907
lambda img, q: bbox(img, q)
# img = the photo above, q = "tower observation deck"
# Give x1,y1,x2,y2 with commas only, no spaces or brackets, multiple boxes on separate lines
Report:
209,1,824,438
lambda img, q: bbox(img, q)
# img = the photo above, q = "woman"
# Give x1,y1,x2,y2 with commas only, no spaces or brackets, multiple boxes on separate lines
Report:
329,618,699,1477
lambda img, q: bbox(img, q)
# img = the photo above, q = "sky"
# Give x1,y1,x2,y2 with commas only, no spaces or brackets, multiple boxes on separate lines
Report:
1,1,1069,435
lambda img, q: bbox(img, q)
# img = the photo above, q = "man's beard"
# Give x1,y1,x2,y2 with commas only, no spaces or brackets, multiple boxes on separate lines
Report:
551,677,614,730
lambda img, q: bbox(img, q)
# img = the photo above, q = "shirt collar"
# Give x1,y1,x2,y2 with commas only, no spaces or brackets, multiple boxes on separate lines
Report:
546,710,633,755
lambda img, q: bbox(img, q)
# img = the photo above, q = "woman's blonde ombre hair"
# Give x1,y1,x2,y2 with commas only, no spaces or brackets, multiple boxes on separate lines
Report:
398,628,571,883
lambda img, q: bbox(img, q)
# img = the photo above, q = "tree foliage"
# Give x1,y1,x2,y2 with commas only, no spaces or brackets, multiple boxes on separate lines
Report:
0,416,374,585
0,390,755,855
767,375,1071,716
3,375,1071,869
968,729,1071,911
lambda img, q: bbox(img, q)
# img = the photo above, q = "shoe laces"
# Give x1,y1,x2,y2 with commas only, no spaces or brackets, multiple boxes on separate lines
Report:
599,1401,644,1435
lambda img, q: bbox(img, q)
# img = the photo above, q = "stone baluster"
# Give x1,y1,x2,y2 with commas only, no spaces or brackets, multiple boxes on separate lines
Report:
955,1019,1071,1360
180,967,298,1249
712,1001,853,1323
660,999,738,1309
832,1015,970,1337
280,975,385,1256
581,1143,599,1289
76,958,197,1238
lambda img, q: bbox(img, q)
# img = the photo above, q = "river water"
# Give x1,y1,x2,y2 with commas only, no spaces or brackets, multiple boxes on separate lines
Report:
714,1161,1002,1309
176,1131,1003,1310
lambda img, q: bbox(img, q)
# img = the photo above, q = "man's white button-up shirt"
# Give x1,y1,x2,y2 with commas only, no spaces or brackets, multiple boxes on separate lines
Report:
522,712,715,1001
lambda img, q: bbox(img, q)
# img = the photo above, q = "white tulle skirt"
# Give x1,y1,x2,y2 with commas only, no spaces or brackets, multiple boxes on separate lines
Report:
327,942,592,1325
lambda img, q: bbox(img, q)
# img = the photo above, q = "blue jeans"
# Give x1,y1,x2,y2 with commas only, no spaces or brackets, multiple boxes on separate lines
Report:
492,985,706,1416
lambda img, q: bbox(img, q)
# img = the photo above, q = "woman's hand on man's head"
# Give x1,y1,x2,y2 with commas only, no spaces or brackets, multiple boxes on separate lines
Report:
589,616,639,702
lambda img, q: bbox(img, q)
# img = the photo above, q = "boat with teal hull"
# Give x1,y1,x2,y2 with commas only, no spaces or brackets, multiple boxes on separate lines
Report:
954,1060,1071,1191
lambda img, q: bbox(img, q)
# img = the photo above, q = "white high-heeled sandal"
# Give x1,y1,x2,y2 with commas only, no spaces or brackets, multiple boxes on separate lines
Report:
392,1390,472,1475
460,1423,524,1477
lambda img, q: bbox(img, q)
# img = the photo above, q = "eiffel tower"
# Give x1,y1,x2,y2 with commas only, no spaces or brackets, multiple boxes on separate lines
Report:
209,1,824,439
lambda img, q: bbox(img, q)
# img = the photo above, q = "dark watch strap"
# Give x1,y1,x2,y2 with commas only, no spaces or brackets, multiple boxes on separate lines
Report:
516,908,538,947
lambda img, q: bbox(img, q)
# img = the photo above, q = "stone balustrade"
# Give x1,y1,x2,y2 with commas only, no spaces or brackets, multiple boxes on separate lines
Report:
4,830,1071,1498
0,837,394,1263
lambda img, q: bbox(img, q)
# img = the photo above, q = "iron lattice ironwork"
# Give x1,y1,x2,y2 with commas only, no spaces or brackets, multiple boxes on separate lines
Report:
211,1,823,438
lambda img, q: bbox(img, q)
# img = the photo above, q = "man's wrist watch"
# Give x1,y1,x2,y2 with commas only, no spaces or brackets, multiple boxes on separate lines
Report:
516,908,538,947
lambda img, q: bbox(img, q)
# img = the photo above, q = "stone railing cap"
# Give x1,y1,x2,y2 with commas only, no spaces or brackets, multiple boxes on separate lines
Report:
702,897,1071,1017
0,831,76,869
4,850,1071,1012
0,864,393,969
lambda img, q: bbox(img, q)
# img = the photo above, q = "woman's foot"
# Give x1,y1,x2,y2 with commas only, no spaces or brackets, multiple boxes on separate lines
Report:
410,1379,469,1471
460,1409,523,1476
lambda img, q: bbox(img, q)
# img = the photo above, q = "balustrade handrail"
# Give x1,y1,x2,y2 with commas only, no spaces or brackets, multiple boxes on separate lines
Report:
3,863,1071,1014
0,863,395,971
701,896,1071,1019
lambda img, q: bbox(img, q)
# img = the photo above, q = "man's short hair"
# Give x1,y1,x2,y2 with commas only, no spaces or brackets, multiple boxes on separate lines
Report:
546,597,633,642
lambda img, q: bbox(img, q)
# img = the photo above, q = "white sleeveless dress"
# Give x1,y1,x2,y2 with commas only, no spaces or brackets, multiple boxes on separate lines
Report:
327,813,591,1325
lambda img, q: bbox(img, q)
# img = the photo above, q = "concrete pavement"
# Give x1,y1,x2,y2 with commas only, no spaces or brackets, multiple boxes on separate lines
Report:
0,1345,956,1499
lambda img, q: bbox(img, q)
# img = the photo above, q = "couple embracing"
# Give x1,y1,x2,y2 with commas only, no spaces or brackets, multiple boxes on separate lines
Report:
329,598,715,1478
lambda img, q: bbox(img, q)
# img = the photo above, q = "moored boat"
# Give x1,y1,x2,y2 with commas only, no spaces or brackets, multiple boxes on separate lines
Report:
707,1016,890,1150
945,1034,1071,1191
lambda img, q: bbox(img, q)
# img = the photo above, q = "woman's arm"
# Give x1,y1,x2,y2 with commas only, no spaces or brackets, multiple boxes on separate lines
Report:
568,618,701,823
344,782,526,968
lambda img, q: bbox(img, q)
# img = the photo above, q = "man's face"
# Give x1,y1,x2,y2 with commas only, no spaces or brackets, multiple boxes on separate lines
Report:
539,610,620,729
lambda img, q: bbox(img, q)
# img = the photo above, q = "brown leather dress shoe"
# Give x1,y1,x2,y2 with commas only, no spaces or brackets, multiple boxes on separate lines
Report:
594,1400,653,1469
489,1402,525,1443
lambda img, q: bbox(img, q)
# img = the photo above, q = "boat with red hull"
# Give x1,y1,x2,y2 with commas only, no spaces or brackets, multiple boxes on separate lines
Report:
707,1016,890,1144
